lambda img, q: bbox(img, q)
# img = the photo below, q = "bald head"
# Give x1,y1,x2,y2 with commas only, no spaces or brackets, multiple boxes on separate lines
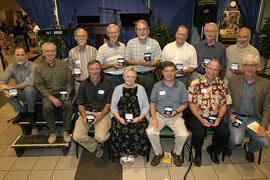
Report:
237,27,251,48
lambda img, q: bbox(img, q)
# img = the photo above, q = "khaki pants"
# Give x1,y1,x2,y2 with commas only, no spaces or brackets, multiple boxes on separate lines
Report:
73,111,111,151
146,112,189,155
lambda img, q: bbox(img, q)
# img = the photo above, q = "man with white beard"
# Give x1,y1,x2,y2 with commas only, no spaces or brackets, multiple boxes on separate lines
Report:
68,28,97,95
225,27,260,81
0,47,38,123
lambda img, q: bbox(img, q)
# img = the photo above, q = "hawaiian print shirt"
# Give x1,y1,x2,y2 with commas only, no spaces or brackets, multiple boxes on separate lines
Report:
188,75,232,118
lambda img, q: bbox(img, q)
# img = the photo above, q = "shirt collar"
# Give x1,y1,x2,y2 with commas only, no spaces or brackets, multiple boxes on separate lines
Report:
87,75,104,85
161,79,178,88
137,37,149,44
203,39,217,48
15,60,29,69
107,41,120,48
174,41,187,49
200,74,219,85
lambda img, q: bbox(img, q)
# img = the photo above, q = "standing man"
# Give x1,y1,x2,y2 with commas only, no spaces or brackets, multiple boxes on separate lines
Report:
125,19,162,98
225,27,260,81
35,42,74,144
68,28,97,94
227,54,269,162
162,25,197,87
0,47,38,123
188,60,231,166
96,24,125,89
146,61,189,166
192,23,227,81
73,60,112,158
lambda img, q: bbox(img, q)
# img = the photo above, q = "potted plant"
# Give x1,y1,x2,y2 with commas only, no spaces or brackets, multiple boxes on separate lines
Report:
259,16,270,75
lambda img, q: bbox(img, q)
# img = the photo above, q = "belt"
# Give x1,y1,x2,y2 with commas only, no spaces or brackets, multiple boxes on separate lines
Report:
238,114,254,117
75,80,82,83
137,70,153,75
87,108,100,113
104,73,122,77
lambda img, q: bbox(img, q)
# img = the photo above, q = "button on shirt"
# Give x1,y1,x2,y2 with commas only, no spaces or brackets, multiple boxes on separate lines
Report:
68,45,97,81
194,40,227,74
188,75,232,118
150,79,188,115
0,60,36,87
75,76,112,112
238,79,256,116
125,37,162,72
162,41,197,77
96,41,125,75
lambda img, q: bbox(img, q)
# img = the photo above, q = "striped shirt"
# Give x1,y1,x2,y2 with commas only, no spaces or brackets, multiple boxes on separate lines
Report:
35,59,74,98
96,41,125,75
125,37,162,72
68,45,97,81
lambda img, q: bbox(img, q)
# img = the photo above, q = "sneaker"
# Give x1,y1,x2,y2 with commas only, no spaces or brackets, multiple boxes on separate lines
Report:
151,153,164,166
12,112,27,124
62,131,71,143
244,142,254,162
96,143,104,158
48,133,57,144
171,152,182,166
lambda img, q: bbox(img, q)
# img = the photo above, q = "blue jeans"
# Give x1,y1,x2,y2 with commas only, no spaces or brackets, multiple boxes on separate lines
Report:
228,117,269,152
104,73,124,90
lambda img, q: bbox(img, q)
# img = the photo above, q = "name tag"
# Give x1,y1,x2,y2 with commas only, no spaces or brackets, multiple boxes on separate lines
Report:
9,89,18,96
144,53,151,62
146,45,151,50
176,64,183,71
75,59,81,65
86,114,95,124
230,63,239,70
74,67,81,75
201,89,207,94
98,90,104,95
203,58,211,66
159,91,166,95
26,77,29,81
125,113,133,123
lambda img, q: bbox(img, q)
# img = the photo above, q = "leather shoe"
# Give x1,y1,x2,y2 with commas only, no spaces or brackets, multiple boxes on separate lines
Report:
151,153,164,166
12,112,27,124
224,148,232,157
244,143,254,162
171,152,182,166
206,146,220,164
193,156,201,167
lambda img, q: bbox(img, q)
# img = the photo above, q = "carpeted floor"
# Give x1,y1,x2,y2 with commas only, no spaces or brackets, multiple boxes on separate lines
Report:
74,143,122,180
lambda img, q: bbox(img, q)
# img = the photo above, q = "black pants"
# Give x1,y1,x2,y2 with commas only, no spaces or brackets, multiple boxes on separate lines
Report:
136,72,158,99
188,114,230,157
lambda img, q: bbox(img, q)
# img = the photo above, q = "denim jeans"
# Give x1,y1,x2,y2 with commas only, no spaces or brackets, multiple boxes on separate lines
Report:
228,117,269,152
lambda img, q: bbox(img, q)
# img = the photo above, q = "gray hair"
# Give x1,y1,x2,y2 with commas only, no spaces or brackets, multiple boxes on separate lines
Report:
243,54,261,69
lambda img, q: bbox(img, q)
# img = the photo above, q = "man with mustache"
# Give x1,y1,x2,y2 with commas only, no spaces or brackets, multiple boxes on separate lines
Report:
0,47,38,123
68,28,97,95
225,27,259,81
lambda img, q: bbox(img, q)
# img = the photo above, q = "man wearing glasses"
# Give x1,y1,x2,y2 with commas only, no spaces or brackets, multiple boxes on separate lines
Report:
125,19,162,98
188,59,231,167
226,54,270,162
192,23,227,81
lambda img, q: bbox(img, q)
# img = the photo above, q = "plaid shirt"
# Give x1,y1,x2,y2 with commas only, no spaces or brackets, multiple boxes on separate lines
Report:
68,45,97,81
125,37,162,72
35,59,74,98
188,75,232,117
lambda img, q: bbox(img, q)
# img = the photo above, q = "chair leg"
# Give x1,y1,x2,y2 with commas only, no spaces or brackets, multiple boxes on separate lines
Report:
258,148,262,165
76,141,78,159
182,144,185,163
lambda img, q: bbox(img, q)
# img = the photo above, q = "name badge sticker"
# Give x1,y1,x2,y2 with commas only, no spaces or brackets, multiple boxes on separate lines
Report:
26,77,29,81
75,59,81,65
98,90,104,95
146,46,151,50
201,89,207,94
159,91,166,95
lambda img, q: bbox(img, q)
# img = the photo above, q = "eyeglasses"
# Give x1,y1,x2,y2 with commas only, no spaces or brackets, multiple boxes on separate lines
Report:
205,30,216,33
243,64,258,68
136,28,148,32
107,31,119,35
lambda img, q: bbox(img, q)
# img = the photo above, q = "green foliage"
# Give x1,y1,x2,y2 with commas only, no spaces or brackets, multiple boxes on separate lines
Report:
35,25,66,56
150,20,173,49
259,17,270,59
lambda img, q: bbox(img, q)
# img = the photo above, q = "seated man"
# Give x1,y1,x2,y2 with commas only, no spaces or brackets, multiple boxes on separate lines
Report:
227,54,269,162
73,60,112,158
0,47,38,123
35,42,74,143
146,61,189,166
188,59,231,166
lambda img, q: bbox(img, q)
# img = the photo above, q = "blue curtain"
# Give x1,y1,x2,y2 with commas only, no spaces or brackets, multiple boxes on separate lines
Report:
16,0,55,29
236,0,261,48
150,0,194,43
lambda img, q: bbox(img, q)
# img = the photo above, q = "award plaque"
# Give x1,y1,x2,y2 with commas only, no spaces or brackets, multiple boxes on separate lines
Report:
59,90,68,98
117,58,125,66
203,58,211,66
230,63,239,70
176,64,183,71
125,113,133,123
86,114,95,124
144,53,151,62
74,67,81,75
164,105,173,115
207,116,217,124
9,89,18,96
232,118,243,128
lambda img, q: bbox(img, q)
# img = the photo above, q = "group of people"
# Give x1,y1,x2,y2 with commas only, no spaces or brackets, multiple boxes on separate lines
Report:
0,19,269,167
